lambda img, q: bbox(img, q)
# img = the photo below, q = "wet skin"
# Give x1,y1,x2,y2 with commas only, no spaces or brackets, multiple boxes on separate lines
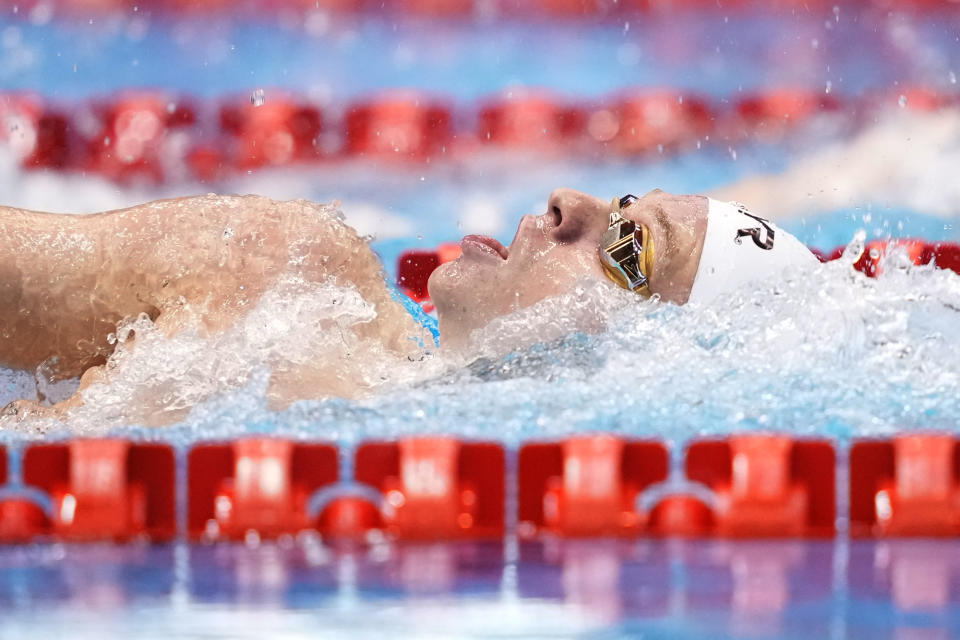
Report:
0,189,708,419
429,188,708,348
0,195,425,416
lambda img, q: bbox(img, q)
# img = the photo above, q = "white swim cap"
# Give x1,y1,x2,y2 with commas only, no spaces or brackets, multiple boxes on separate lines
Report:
688,198,817,303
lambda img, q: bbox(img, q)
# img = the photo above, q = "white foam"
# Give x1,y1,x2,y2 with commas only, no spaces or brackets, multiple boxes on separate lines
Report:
8,236,959,446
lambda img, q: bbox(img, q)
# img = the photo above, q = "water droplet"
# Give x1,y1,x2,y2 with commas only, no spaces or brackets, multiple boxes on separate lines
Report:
250,88,266,107
898,94,908,108
950,71,957,85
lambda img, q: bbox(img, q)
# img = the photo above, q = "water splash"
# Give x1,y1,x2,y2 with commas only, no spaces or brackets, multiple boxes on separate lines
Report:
2,237,958,449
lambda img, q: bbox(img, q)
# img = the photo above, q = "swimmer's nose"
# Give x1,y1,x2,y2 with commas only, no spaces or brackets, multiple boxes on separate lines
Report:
546,188,611,237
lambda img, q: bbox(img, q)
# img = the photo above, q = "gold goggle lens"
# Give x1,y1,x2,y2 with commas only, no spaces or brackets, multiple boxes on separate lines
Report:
598,195,655,297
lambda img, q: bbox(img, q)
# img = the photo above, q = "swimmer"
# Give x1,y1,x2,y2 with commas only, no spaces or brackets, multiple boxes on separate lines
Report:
0,189,815,423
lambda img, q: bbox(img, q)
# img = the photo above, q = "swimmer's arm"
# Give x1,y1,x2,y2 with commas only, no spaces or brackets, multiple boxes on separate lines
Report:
1,306,194,425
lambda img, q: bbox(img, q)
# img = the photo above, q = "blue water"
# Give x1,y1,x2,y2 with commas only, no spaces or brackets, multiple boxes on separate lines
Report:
3,9,960,100
3,5,960,639
0,539,958,639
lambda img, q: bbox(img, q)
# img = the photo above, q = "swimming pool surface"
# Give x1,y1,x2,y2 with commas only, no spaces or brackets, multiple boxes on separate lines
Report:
3,4,960,639
1,538,958,639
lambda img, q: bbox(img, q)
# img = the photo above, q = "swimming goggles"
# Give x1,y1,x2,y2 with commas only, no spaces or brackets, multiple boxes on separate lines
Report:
598,194,655,297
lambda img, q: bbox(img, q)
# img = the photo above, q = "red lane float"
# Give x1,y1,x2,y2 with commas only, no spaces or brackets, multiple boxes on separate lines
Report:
517,436,669,537
399,0,475,15
924,242,960,274
345,93,453,161
478,93,585,150
0,447,44,542
218,95,323,170
188,438,338,540
820,238,925,276
495,0,619,17
856,239,925,277
0,93,72,169
597,90,714,154
730,89,842,143
850,434,960,537
822,239,960,277
0,498,48,543
12,0,960,19
84,92,197,184
2,432,960,541
862,86,955,114
354,437,505,539
0,440,177,542
4,88,960,182
681,435,835,537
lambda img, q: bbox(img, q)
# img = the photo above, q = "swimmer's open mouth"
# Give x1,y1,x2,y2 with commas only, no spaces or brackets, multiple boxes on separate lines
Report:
462,234,509,260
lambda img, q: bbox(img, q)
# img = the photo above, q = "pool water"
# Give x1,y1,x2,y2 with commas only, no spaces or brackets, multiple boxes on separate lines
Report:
3,4,960,639
1,539,959,639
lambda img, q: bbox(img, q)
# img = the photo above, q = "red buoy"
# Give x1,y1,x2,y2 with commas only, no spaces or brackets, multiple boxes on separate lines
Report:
345,93,453,161
731,89,842,143
517,436,669,537
850,434,960,537
84,92,198,183
684,435,836,537
478,92,585,150
354,437,505,539
188,438,339,540
219,95,323,170
598,90,714,155
21,439,176,542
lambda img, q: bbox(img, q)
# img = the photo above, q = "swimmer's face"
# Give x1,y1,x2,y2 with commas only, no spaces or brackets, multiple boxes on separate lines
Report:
428,188,709,347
